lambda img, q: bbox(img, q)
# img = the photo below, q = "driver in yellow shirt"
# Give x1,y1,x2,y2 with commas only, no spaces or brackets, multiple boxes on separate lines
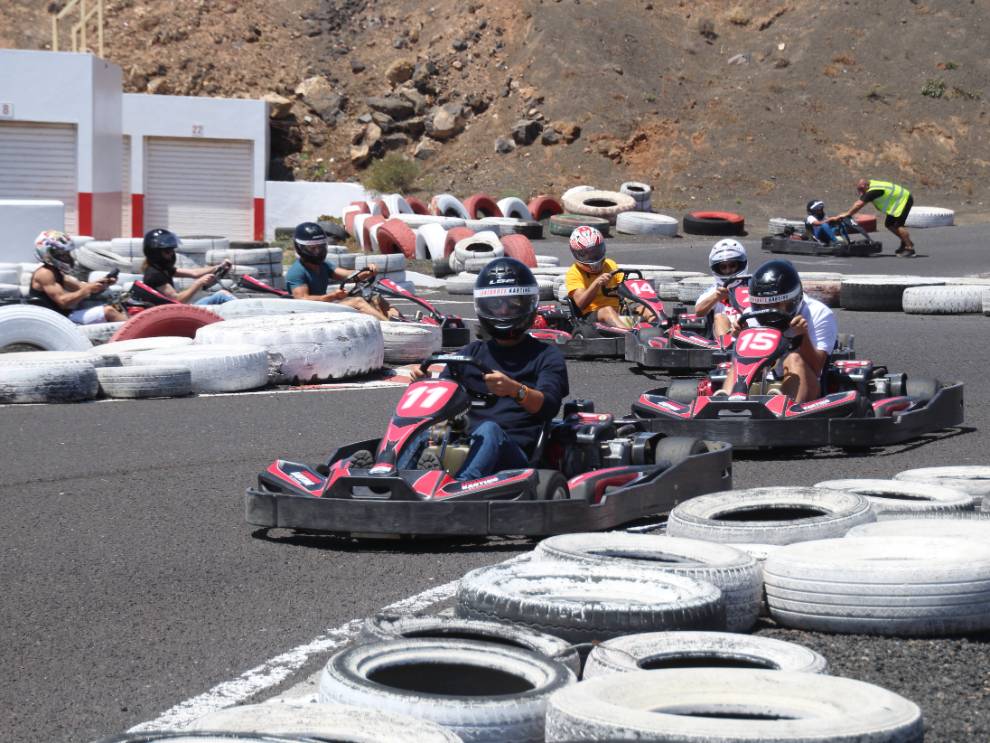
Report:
563,226,630,328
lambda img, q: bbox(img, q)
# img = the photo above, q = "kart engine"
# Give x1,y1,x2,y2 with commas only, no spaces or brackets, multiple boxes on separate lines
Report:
553,400,665,478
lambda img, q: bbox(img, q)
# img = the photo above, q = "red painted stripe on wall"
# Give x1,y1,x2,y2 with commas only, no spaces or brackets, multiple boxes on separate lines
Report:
78,192,93,236
132,194,144,238
253,198,265,241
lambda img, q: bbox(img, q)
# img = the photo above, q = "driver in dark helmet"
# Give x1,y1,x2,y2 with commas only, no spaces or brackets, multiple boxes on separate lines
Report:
141,228,235,305
285,221,396,320
408,258,569,480
720,259,837,403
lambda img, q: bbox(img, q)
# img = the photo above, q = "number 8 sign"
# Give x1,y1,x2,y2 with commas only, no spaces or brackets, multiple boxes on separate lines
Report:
736,328,780,354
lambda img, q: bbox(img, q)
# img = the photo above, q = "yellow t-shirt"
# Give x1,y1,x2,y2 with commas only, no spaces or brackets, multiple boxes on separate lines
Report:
565,258,622,313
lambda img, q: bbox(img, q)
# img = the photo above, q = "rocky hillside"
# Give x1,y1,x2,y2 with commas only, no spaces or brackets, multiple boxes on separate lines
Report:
4,0,990,220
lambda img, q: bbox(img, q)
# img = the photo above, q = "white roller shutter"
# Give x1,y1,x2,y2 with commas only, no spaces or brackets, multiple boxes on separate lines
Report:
0,121,78,233
144,137,254,240
121,135,131,237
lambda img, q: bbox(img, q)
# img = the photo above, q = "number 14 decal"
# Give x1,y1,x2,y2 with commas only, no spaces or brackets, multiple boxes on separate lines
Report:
736,329,779,354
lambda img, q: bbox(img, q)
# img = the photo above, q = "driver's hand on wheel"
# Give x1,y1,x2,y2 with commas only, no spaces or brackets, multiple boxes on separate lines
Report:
593,272,613,289
484,371,518,397
327,288,348,301
198,273,218,288
408,365,426,382
714,286,729,302
366,263,378,275
789,315,808,337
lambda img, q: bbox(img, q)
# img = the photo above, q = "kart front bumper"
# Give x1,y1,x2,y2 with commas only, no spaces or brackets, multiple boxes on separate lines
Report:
761,235,883,257
244,441,733,537
625,333,728,370
633,383,964,450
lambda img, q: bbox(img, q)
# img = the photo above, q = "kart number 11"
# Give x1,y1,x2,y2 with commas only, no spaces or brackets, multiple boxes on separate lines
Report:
400,384,450,413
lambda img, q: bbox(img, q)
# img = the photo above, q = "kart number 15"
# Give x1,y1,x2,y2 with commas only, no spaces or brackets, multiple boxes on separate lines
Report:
736,329,779,354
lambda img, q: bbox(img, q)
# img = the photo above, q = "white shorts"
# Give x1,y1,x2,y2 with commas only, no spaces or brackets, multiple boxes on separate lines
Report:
69,305,107,325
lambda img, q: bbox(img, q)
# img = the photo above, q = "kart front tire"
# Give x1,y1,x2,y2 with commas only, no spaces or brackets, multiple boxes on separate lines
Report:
666,379,701,404
905,376,939,402
653,436,707,466
536,470,570,501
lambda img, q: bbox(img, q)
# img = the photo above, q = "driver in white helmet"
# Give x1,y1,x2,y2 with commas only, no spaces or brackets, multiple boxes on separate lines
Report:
694,239,750,337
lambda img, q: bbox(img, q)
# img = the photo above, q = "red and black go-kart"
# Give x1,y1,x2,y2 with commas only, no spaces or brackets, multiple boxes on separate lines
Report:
526,269,687,359
761,217,882,258
632,309,963,450
247,353,732,538
342,267,470,349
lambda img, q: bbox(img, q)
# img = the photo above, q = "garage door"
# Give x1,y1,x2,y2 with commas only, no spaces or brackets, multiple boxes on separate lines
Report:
144,137,253,240
0,121,78,233
121,135,131,237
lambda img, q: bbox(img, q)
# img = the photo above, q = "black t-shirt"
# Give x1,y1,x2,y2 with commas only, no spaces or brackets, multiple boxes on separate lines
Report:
143,265,175,291
444,337,569,453
861,188,884,204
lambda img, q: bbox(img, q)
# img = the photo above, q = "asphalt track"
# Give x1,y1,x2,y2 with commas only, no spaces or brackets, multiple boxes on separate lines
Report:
2,223,989,742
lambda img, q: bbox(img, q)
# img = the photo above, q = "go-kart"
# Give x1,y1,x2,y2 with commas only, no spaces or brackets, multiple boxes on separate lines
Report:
246,353,732,538
526,270,688,359
343,267,470,349
632,310,963,450
761,217,882,257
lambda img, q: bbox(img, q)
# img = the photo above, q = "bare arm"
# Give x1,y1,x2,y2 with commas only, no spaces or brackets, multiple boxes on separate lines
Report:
290,283,347,302
33,268,107,310
570,272,611,312
834,199,866,221
695,286,728,316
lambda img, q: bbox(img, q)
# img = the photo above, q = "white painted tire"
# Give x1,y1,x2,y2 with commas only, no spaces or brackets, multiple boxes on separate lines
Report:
75,243,137,272
205,247,283,265
814,478,975,515
620,181,652,203
456,561,726,644
130,343,270,393
561,185,595,202
463,256,497,274
393,214,466,230
0,305,93,351
0,283,22,300
417,223,449,262
96,364,192,399
319,638,575,743
765,536,990,635
840,276,945,311
344,253,408,272
496,197,533,221
561,189,636,222
615,211,678,236
534,533,762,632
983,286,990,316
545,669,922,742
0,268,18,284
429,193,471,220
536,278,556,301
381,321,442,364
902,284,984,314
188,702,461,741
667,487,875,545
767,217,805,235
0,352,99,403
535,255,560,267
905,205,954,228
894,466,990,504
848,518,990,539
109,237,145,258
176,236,230,254
382,193,413,216
472,217,531,236
89,336,194,366
445,273,478,295
195,313,384,383
352,214,373,248
210,299,357,320
453,231,503,263
76,321,124,345
583,631,828,679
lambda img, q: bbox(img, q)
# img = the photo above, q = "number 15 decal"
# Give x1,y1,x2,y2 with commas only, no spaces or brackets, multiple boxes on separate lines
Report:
736,329,779,354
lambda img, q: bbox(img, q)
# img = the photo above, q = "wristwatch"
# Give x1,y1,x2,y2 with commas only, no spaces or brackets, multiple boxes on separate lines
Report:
515,384,528,403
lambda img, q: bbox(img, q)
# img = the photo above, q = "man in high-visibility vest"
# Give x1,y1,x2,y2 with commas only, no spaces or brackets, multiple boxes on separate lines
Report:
833,178,916,257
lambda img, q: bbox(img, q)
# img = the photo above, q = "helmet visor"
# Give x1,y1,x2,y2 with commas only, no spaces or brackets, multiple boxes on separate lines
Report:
296,237,328,261
474,284,540,321
49,246,75,268
571,241,606,267
712,259,743,277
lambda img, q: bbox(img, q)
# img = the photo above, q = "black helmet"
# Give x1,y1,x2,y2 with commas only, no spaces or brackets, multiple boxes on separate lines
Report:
143,228,179,271
474,258,540,341
748,259,803,330
806,199,825,219
293,222,328,262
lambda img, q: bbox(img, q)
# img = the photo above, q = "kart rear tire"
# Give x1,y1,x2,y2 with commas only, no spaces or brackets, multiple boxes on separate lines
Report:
536,470,569,501
905,376,939,402
653,436,707,466
666,379,701,404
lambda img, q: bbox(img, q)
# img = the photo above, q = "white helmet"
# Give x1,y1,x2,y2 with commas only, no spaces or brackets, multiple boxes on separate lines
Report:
708,239,748,284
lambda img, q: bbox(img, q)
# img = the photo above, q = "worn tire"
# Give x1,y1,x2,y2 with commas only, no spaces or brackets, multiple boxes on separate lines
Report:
110,305,222,342
840,276,944,311
527,195,563,221
496,197,533,221
444,227,476,258
583,631,828,678
905,205,954,228
429,193,471,220
453,231,504,263
75,321,124,345
667,487,875,545
194,313,384,383
211,298,357,319
362,614,581,677
96,364,193,399
377,219,419,259
188,702,460,741
548,214,611,237
561,190,636,223
682,210,745,236
456,561,726,644
0,352,99,403
615,211,678,236
902,284,984,314
545,668,922,742
88,336,194,366
534,534,761,631
848,518,990,539
381,322,442,364
0,305,93,352
500,234,538,268
318,638,575,743
463,193,503,219
764,536,990,636
130,343,269,393
894,466,990,506
814,478,974,515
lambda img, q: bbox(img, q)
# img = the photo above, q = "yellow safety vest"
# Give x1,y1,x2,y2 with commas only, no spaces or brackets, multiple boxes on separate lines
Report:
867,180,911,217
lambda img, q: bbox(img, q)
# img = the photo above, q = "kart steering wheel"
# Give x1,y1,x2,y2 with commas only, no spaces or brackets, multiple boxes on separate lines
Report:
212,262,232,281
601,268,644,297
420,353,497,406
339,267,376,296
